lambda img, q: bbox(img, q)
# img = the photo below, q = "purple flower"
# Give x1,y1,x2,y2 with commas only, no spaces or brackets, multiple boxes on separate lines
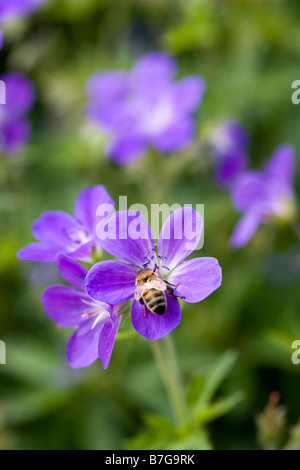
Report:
17,185,115,262
0,72,35,154
86,52,205,164
41,254,120,369
0,0,47,22
85,207,222,340
0,0,47,48
210,120,249,186
230,143,297,248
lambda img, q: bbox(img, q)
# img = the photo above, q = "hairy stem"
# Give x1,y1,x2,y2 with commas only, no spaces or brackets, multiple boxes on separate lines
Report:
150,335,191,431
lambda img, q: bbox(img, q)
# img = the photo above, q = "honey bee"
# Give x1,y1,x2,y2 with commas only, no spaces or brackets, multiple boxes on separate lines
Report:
134,268,175,316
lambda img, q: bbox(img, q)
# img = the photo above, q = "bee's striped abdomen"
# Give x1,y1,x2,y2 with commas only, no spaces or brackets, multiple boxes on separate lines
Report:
143,288,166,315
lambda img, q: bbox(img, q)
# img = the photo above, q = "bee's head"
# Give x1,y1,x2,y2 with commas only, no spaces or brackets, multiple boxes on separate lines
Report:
137,268,155,283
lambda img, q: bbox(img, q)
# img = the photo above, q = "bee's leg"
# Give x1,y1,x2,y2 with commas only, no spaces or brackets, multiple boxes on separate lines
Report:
138,297,147,317
165,280,178,288
166,284,186,300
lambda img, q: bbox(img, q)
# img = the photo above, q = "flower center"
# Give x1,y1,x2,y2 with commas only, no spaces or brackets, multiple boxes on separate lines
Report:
141,248,170,278
66,225,91,246
270,194,297,223
81,299,110,330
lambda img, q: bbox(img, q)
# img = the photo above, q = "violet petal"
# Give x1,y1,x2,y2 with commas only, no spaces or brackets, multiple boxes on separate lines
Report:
168,257,222,303
157,207,203,270
85,260,137,304
131,292,181,340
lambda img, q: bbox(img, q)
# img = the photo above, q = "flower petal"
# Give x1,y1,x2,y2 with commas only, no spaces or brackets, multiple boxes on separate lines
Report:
108,132,147,164
211,120,249,154
230,211,263,248
157,207,203,270
98,313,121,370
66,239,95,263
215,150,248,186
151,117,195,153
87,100,137,131
56,254,88,290
86,71,128,104
85,260,137,305
172,76,206,113
168,257,222,303
99,210,155,266
74,185,115,245
32,210,79,250
265,143,295,188
0,0,47,20
0,118,31,154
41,285,89,327
0,72,35,116
66,316,105,368
132,52,176,88
230,171,272,212
131,292,181,340
17,242,60,262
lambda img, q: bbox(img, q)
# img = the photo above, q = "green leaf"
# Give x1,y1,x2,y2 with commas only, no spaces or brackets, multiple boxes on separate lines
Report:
195,351,237,409
195,391,245,424
127,413,212,450
189,350,239,413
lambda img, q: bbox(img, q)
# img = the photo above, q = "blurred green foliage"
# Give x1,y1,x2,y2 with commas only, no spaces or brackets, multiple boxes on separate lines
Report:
1,0,300,449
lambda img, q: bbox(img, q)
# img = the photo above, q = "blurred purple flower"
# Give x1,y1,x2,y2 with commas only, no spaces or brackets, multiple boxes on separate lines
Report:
86,52,206,164
0,72,35,154
0,0,47,48
230,143,297,248
17,185,115,262
0,0,47,21
85,207,222,340
42,254,121,369
210,120,249,186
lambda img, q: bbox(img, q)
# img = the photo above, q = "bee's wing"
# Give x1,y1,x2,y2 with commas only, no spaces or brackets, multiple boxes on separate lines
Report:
148,277,167,291
134,283,145,300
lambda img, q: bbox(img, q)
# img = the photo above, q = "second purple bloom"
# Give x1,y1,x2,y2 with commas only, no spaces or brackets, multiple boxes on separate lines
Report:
86,52,205,164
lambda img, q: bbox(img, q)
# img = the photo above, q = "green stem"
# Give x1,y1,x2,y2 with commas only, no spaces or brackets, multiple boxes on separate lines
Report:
150,335,191,431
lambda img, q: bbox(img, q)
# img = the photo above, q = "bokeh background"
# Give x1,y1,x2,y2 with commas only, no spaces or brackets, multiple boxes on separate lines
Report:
1,0,300,450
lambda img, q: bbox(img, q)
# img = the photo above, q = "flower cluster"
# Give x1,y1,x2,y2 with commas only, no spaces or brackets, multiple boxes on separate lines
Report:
86,52,205,164
0,72,36,155
230,143,297,248
209,120,249,186
18,186,222,369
